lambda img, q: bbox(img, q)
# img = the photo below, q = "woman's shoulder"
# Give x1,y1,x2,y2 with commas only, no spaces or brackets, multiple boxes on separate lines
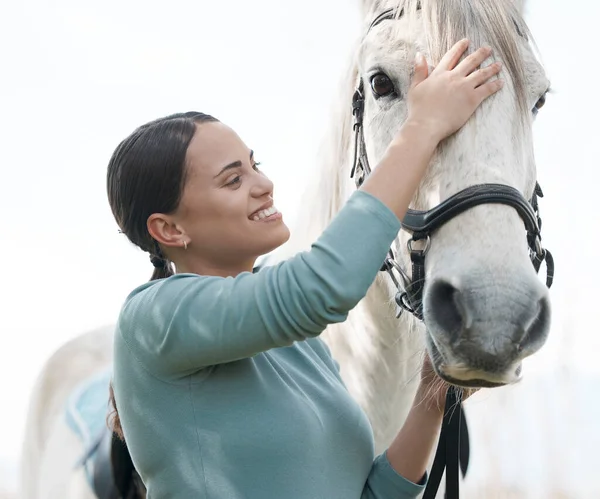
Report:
123,273,224,306
117,274,209,330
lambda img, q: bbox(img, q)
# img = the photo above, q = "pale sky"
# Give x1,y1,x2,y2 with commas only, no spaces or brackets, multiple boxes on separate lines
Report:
1,0,599,492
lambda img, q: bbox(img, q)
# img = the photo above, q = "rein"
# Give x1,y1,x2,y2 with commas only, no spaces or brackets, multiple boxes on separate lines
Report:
353,7,555,498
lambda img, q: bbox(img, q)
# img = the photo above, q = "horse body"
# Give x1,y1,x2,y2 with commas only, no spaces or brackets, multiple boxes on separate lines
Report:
21,0,562,497
20,327,114,499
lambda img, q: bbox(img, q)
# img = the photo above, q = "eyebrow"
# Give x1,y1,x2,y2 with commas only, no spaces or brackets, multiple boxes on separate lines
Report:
214,150,254,178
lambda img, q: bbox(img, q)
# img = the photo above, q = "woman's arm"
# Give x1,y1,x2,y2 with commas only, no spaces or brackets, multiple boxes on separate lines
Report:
384,385,445,484
359,387,445,499
362,358,478,498
118,189,402,378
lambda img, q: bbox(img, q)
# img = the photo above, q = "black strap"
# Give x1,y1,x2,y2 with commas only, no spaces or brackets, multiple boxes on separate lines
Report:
406,246,426,320
368,3,422,32
402,184,540,237
369,8,398,30
423,387,465,499
351,80,373,185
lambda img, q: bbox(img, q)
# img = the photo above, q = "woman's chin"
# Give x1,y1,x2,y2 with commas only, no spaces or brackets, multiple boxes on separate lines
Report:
258,224,291,256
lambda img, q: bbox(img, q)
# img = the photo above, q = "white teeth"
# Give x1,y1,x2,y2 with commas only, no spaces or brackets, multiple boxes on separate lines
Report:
252,206,279,221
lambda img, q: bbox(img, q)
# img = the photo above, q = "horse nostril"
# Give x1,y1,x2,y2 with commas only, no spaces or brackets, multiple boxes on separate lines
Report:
519,295,551,353
427,279,470,343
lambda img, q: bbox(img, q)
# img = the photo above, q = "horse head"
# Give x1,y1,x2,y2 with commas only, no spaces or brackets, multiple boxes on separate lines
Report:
351,0,552,388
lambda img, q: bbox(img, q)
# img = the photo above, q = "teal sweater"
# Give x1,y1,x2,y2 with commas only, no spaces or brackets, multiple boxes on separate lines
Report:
113,190,428,498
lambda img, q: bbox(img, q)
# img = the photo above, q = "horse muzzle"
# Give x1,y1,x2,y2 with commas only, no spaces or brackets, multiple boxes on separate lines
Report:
423,274,551,388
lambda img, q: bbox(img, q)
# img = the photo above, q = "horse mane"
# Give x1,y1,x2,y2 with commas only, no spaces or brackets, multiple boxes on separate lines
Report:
282,49,360,253
282,0,533,256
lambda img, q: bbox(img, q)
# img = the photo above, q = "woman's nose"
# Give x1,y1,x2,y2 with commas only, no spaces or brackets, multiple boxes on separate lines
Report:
251,171,274,197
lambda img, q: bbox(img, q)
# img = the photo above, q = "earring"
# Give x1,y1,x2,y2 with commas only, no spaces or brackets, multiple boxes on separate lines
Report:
183,240,188,250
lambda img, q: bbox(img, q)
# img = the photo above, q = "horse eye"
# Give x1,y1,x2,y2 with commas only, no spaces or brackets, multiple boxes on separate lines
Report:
534,94,547,112
370,73,395,98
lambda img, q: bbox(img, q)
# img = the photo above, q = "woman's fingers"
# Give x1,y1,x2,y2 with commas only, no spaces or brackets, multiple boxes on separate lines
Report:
410,52,430,89
432,38,470,73
454,46,494,76
474,78,505,103
467,61,502,88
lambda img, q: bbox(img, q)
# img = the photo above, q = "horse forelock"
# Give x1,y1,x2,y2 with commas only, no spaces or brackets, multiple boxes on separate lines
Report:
287,0,537,251
387,0,532,117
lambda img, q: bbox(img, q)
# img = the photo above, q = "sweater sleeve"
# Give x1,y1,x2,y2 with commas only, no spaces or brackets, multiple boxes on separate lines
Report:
362,452,428,499
118,190,400,379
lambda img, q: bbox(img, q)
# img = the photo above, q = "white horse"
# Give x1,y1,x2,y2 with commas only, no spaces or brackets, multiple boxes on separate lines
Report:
20,0,557,497
280,0,552,452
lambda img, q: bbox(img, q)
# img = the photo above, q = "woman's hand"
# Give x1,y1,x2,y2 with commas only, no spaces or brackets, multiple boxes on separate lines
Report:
404,39,503,144
360,39,502,227
414,354,479,414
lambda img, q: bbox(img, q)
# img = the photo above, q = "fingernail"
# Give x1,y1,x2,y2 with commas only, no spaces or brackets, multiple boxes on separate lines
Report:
415,51,424,64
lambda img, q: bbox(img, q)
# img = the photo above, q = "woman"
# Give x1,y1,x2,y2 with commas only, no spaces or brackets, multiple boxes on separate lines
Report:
107,40,503,498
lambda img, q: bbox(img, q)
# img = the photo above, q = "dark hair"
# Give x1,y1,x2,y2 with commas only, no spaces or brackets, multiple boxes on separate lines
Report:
107,111,218,281
106,111,218,440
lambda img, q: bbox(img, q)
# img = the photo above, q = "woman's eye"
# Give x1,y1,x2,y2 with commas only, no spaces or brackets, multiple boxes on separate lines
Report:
370,73,395,98
253,161,262,171
226,175,242,186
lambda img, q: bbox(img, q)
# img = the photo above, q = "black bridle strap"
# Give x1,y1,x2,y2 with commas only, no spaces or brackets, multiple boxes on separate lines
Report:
368,3,422,32
534,248,554,288
369,8,399,31
402,183,540,236
423,387,464,499
351,80,373,184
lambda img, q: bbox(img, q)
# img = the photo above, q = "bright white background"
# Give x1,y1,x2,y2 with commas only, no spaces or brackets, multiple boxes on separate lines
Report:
1,0,598,494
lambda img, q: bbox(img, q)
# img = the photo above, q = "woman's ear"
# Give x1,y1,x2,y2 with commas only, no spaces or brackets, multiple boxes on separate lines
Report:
147,214,186,249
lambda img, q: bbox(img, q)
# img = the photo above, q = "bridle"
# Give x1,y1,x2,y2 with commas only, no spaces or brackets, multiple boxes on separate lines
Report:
352,8,554,322
352,7,555,498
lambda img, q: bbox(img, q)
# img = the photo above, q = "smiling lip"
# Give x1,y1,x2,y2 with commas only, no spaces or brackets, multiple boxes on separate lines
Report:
252,211,283,222
249,201,274,219
255,212,283,223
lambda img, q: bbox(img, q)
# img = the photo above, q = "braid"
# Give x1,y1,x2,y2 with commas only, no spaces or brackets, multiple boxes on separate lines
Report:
149,244,174,281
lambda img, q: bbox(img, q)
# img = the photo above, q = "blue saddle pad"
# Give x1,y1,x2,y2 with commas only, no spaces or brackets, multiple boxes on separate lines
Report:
64,367,113,483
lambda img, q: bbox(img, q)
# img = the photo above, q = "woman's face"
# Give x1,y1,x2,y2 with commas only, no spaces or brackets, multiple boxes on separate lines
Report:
171,121,290,270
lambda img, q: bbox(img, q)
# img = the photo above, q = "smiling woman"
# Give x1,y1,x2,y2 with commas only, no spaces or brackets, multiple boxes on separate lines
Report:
100,38,504,499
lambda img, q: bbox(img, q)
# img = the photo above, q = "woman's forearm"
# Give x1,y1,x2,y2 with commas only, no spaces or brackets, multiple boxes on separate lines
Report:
384,387,445,484
360,121,438,222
